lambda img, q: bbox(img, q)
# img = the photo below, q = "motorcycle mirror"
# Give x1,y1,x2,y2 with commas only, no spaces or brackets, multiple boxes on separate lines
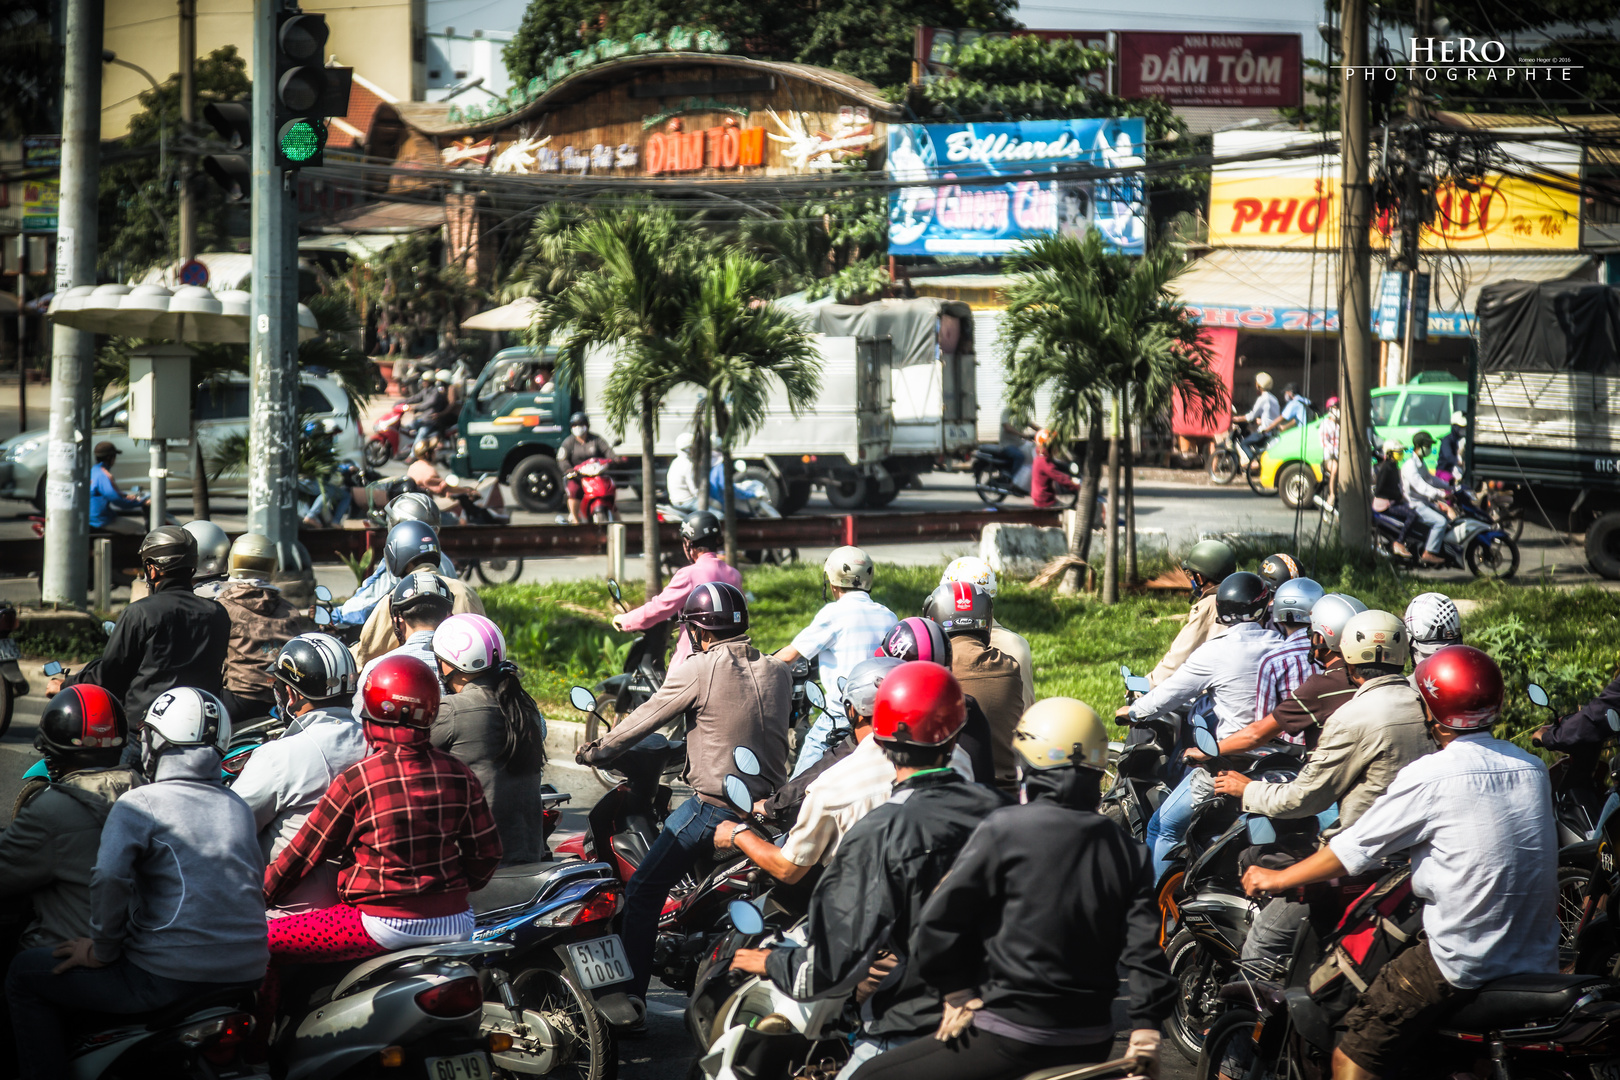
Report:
1527,683,1550,708
1608,709,1620,734
837,676,848,694
1120,664,1132,679
1125,676,1152,695
1193,725,1219,757
314,607,332,627
723,774,753,815
608,579,623,604
728,899,765,936
733,746,762,776
569,686,598,713
102,621,116,636
41,661,62,677
1246,816,1277,845
805,681,826,712
314,585,332,602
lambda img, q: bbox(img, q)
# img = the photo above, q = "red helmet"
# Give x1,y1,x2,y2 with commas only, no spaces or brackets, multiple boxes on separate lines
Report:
360,654,441,727
1413,644,1503,731
872,661,966,748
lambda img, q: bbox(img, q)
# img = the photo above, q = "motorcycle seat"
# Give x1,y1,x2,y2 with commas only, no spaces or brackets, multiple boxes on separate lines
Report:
472,858,616,916
1443,973,1610,1032
125,983,259,1030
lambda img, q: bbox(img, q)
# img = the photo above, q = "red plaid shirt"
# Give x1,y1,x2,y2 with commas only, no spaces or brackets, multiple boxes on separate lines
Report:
265,740,502,917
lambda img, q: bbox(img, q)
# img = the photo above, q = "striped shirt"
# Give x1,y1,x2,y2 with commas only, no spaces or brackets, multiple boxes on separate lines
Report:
1255,632,1316,745
790,590,898,716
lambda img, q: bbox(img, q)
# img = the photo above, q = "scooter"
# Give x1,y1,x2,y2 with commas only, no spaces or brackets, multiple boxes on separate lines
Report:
659,462,795,567
364,402,407,467
569,459,618,524
0,599,30,737
58,984,260,1079
1207,420,1269,493
1372,502,1520,578
972,444,1084,509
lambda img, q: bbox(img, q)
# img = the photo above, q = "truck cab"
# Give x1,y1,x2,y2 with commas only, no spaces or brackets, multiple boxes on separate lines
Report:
451,346,578,513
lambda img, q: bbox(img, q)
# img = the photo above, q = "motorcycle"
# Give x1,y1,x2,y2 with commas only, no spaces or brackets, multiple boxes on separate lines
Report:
1371,500,1520,578
568,458,618,524
557,686,683,867
1207,421,1269,494
365,401,409,467
592,579,671,728
446,474,526,586
0,599,30,736
1099,665,1178,842
971,444,1084,509
659,462,795,567
56,984,259,1079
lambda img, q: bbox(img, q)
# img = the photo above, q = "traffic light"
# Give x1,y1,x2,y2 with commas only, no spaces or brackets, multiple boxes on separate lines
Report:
201,100,252,201
274,13,353,168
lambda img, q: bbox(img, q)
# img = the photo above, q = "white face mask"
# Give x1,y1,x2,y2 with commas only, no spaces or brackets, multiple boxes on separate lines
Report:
571,426,588,438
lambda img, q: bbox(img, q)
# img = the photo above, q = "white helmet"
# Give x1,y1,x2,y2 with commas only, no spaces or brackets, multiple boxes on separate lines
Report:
1404,592,1461,662
1309,592,1367,654
433,613,507,674
142,687,231,769
823,546,875,591
1340,610,1410,668
183,520,231,579
675,431,695,452
940,556,998,598
435,368,454,384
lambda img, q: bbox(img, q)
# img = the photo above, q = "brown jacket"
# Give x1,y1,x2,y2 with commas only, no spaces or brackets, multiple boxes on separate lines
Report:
352,574,485,669
951,633,1025,784
216,579,307,695
599,635,791,804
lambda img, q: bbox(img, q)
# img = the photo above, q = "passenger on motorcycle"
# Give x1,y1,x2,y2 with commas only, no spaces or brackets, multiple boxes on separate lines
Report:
50,527,232,763
352,520,484,668
1404,591,1463,663
337,493,457,627
231,634,366,913
557,412,615,525
1536,660,1620,752
7,688,268,1080
214,533,307,722
731,662,1007,1079
851,698,1175,1080
1242,645,1558,1080
183,519,231,598
778,547,898,777
431,613,550,864
923,582,1024,789
1436,410,1467,485
1120,571,1282,879
579,582,790,1008
1148,539,1237,686
354,570,455,716
664,431,706,512
1257,553,1300,628
1372,439,1420,558
613,511,743,670
406,435,475,513
1029,428,1078,509
939,557,1034,712
1319,396,1341,507
1402,431,1457,565
877,617,997,784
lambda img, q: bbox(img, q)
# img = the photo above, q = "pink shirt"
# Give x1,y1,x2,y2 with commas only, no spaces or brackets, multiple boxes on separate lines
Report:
618,552,744,669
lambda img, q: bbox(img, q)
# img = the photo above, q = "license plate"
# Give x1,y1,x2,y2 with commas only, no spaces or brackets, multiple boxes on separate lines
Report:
425,1053,490,1080
567,935,631,989
0,639,19,661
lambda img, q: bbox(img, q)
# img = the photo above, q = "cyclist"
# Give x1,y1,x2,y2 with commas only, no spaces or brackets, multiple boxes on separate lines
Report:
352,521,483,668
939,557,1033,712
612,511,743,670
1148,539,1236,686
214,533,306,722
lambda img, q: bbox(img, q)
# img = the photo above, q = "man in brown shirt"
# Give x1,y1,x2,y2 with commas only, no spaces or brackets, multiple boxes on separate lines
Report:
924,581,1025,789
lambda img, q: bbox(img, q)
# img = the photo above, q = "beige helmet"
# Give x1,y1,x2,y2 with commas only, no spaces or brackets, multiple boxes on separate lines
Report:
1255,372,1274,391
183,520,231,579
823,546,875,591
228,532,277,581
1340,610,1409,668
1013,697,1110,773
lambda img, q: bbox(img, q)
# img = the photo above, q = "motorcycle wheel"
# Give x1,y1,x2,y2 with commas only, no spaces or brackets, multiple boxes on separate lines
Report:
509,966,618,1080
973,468,1008,505
1558,864,1590,969
1195,1008,1268,1080
363,438,391,468
1465,534,1520,579
1244,456,1270,496
476,558,525,585
1208,449,1240,486
1168,930,1224,1062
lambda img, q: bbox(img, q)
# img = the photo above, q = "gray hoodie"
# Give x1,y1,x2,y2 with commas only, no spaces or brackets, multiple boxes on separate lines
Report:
91,746,270,984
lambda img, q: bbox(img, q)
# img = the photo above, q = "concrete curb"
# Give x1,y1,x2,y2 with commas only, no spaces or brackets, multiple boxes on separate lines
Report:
546,715,590,760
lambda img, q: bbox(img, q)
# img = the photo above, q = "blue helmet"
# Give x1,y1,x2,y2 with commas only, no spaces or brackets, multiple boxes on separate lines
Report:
384,520,441,577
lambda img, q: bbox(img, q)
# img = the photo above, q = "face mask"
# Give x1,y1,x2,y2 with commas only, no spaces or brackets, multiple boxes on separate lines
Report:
571,426,588,438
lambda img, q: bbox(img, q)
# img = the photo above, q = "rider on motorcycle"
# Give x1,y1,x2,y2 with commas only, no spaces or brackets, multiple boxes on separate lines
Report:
231,634,366,913
1238,372,1280,459
779,547,898,777
352,521,484,668
557,412,615,525
851,698,1175,1080
1373,438,1420,558
613,511,743,670
7,688,268,1080
878,617,997,784
337,493,456,627
664,431,705,513
1148,538,1237,686
215,533,307,722
922,582,1024,789
406,435,476,513
1402,431,1457,566
579,582,790,1011
1242,645,1558,1080
1029,428,1078,509
183,519,231,598
939,557,1033,713
354,570,455,715
731,662,1007,1078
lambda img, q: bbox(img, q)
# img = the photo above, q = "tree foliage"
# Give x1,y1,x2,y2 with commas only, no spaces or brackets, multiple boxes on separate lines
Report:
334,235,486,354
0,0,58,139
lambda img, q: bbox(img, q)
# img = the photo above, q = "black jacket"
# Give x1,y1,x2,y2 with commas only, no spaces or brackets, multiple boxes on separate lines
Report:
912,770,1176,1031
1373,458,1405,503
1542,671,1620,752
764,769,1008,1039
67,578,231,727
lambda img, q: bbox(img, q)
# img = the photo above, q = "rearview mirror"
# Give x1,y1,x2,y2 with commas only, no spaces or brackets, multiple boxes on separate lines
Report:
608,579,622,604
1608,709,1619,734
1125,676,1152,695
569,686,597,713
314,585,332,602
41,661,62,677
1193,726,1219,757
733,746,761,776
723,774,753,815
728,899,764,936
805,681,826,712
1246,816,1277,845
313,607,332,626
1527,683,1550,708
836,676,848,694
1120,664,1131,679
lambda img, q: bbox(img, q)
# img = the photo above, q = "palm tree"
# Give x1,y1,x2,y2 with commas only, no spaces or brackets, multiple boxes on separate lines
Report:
1002,232,1225,602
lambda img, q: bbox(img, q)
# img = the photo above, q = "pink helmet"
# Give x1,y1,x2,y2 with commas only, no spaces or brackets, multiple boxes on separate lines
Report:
432,613,507,674
878,617,952,667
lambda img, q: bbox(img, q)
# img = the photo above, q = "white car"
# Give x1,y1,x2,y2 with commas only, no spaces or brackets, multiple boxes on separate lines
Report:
0,373,363,509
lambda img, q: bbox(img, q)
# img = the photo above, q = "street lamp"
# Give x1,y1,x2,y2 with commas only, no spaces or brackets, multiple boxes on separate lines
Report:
103,50,168,175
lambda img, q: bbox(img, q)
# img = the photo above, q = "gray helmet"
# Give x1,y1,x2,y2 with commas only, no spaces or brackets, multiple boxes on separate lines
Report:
384,520,442,577
1182,539,1237,583
385,492,440,530
1272,577,1325,626
183,520,231,578
139,526,198,573
842,656,904,720
228,532,276,580
1309,592,1368,654
923,581,992,634
390,569,453,622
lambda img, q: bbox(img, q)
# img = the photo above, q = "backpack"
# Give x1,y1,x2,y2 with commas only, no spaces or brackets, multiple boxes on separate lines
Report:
1304,865,1425,1022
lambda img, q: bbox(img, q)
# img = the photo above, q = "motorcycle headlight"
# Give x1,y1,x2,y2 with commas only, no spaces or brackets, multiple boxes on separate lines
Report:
6,438,41,462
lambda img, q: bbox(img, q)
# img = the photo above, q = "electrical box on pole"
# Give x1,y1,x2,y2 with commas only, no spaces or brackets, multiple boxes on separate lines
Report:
127,347,193,441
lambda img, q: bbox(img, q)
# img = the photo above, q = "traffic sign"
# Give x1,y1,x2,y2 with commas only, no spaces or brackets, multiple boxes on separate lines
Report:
178,259,209,287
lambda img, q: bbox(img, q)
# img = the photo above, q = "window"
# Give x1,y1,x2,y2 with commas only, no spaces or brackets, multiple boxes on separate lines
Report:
1369,393,1398,427
1399,393,1450,427
477,358,555,409
195,384,251,421
300,384,337,415
1451,393,1468,419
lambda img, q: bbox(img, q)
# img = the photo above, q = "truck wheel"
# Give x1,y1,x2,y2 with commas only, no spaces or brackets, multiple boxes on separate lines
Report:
742,466,780,508
778,478,812,516
510,454,566,514
1587,512,1620,580
864,475,906,508
824,475,868,510
1276,463,1318,510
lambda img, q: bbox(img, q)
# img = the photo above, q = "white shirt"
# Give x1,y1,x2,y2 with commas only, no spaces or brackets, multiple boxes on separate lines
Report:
780,736,897,868
352,630,440,718
1129,620,1283,738
1244,391,1280,426
1401,454,1450,507
666,454,700,509
1329,733,1558,988
790,591,898,716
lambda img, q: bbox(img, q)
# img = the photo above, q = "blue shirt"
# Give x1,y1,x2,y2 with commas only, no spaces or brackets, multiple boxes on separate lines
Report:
1280,395,1311,429
89,463,142,528
338,553,459,626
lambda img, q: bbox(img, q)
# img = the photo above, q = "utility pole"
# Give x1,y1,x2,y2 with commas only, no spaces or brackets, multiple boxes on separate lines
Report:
249,0,300,556
178,0,197,262
1337,0,1374,554
1395,0,1432,386
42,0,104,608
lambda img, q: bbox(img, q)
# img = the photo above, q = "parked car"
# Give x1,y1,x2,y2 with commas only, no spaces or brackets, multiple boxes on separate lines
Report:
1258,376,1468,509
0,373,362,509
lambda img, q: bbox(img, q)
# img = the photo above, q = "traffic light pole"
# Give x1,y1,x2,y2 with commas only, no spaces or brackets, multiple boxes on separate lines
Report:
42,0,104,608
1337,0,1375,555
249,0,300,555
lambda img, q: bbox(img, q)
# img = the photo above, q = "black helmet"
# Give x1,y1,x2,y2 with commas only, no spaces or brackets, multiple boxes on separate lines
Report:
1258,552,1300,591
679,511,722,550
1216,571,1272,625
1413,430,1435,452
390,569,454,622
271,633,361,703
37,684,127,769
384,520,442,577
569,412,589,428
682,581,748,634
922,581,992,634
880,617,952,667
139,525,198,573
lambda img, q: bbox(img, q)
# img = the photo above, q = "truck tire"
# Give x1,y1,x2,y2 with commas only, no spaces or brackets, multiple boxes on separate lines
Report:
824,475,868,510
864,475,905,508
510,454,566,513
778,478,812,516
1276,463,1318,510
1587,512,1620,580
742,466,780,509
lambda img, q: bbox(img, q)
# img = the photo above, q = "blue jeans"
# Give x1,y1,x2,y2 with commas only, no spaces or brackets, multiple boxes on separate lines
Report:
622,795,739,1000
1241,429,1273,461
1413,503,1448,554
6,947,238,1080
792,712,841,778
1144,769,1209,882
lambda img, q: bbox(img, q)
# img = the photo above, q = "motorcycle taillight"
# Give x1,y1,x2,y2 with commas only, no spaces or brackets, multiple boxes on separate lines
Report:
415,976,483,1018
573,889,621,926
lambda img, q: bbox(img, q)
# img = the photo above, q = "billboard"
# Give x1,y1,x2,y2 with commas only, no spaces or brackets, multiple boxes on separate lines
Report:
1117,32,1302,107
887,118,1147,257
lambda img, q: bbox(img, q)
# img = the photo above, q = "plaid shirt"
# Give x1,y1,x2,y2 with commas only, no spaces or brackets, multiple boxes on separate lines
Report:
1255,633,1317,746
264,738,502,917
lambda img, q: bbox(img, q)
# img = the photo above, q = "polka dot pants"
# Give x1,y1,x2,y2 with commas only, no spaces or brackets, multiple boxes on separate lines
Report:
267,903,387,964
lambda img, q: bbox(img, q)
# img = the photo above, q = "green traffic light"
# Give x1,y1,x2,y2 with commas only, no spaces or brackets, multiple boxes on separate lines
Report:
278,119,324,163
